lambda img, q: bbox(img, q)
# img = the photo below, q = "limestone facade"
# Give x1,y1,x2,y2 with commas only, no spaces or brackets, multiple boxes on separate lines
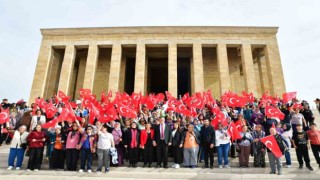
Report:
29,26,286,102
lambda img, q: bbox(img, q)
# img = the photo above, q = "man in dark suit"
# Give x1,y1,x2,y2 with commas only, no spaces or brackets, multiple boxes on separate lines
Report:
200,119,215,168
153,117,172,168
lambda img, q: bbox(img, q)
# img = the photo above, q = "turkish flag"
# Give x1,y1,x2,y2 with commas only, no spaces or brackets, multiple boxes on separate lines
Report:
227,121,242,142
116,102,137,118
69,102,78,109
182,93,189,102
57,108,71,122
58,91,70,103
42,118,59,129
79,88,92,98
145,95,156,110
292,103,302,109
205,89,216,106
99,107,119,123
265,106,285,120
260,135,283,158
39,99,48,109
155,93,165,102
282,92,297,104
190,96,203,109
45,103,57,119
175,101,191,116
242,91,254,103
211,110,228,130
101,91,109,104
0,108,10,124
165,91,174,100
234,119,246,132
32,104,39,116
224,93,246,108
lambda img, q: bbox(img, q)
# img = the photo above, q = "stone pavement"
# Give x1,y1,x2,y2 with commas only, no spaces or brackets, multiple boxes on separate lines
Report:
0,110,320,180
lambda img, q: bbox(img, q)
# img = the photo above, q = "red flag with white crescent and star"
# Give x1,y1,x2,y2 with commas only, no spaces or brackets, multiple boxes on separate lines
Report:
260,135,283,158
41,118,59,129
227,121,242,142
282,92,297,104
79,88,92,98
0,108,10,124
265,106,285,120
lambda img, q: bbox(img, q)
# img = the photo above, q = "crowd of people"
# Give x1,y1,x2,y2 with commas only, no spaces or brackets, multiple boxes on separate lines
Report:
0,91,320,176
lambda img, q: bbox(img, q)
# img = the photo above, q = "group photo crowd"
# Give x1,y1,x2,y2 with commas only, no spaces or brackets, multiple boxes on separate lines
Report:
0,89,320,176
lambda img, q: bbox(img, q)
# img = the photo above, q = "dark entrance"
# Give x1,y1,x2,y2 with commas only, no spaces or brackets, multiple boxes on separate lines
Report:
124,58,136,94
147,58,168,94
177,58,191,97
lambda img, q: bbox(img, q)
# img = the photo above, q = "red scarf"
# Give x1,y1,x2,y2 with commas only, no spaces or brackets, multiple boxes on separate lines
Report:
130,129,137,148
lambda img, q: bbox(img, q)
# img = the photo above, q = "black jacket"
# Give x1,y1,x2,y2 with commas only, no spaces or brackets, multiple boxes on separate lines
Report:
123,128,140,147
200,125,215,145
171,129,182,147
153,124,172,144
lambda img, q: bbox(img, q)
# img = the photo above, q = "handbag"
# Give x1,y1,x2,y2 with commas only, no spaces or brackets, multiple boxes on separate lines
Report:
20,136,27,150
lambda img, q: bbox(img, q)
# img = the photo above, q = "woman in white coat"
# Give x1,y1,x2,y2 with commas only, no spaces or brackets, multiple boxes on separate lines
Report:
30,110,46,131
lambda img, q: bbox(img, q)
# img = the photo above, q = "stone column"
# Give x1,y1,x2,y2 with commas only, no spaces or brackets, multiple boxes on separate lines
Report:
168,43,177,97
257,53,270,94
108,44,122,93
58,45,76,95
241,44,258,96
134,43,146,94
83,43,99,90
192,43,204,93
264,36,286,96
217,44,231,95
29,42,53,104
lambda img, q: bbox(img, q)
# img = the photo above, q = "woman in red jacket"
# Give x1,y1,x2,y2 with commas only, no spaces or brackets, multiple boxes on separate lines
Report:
26,124,47,171
140,122,154,167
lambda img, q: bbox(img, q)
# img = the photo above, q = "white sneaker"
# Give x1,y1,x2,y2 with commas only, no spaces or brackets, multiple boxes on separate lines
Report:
171,164,176,168
34,169,39,172
224,165,230,168
286,165,291,168
87,169,92,173
175,164,180,169
16,167,21,170
26,169,31,172
218,165,223,169
7,166,13,170
79,169,84,173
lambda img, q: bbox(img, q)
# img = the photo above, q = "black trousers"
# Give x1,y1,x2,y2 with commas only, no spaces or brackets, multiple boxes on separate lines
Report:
311,144,320,165
143,144,153,165
50,149,65,169
202,142,214,166
172,145,182,164
129,147,139,165
66,148,79,171
27,147,44,170
296,145,310,166
156,140,168,166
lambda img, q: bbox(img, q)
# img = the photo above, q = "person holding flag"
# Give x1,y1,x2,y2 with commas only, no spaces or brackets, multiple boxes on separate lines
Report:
216,123,231,168
262,127,286,175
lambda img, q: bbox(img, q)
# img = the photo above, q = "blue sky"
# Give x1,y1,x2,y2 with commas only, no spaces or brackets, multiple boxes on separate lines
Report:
0,0,319,107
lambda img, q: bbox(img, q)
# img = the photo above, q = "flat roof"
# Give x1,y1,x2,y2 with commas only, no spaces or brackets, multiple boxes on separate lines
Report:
40,26,278,36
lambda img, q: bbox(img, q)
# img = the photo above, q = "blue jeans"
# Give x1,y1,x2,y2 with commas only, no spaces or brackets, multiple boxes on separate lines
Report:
8,148,25,167
284,151,291,165
80,148,92,170
217,143,230,165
